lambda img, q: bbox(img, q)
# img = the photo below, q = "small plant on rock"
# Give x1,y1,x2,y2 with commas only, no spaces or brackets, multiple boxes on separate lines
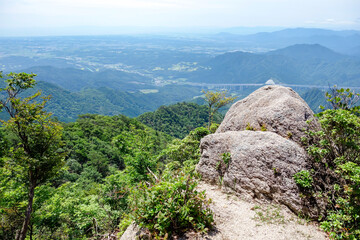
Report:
221,152,231,167
246,123,256,131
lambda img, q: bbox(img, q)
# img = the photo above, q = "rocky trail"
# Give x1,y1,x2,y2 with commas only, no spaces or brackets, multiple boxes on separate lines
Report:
188,182,328,240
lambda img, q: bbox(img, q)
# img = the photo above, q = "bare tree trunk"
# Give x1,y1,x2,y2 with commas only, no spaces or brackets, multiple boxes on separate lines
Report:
16,179,36,240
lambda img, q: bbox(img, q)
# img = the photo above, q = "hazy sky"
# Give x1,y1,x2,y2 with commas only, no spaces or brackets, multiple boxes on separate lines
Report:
1,0,360,35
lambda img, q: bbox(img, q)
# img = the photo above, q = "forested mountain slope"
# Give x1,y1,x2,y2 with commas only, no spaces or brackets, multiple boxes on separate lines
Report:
138,102,223,138
0,113,173,239
0,81,203,122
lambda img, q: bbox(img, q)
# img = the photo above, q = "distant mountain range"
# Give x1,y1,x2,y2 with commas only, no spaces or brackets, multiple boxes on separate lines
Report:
213,28,360,56
191,44,360,87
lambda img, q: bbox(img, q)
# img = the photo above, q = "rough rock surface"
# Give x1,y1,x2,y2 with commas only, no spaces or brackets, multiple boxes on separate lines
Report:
120,223,148,240
216,85,318,145
196,131,323,218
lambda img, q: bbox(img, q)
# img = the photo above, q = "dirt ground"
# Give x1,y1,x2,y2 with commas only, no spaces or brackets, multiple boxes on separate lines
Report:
179,182,329,240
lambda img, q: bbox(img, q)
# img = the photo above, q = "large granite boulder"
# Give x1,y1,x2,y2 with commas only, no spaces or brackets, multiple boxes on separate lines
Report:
216,85,318,145
196,131,324,218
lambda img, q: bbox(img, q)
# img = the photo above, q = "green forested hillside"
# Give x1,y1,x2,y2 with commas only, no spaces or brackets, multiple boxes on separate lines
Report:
138,102,223,138
0,113,174,239
0,81,203,122
0,73,215,239
0,111,214,239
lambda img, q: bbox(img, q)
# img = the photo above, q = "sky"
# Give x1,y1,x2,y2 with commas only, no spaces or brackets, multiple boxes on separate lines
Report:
1,0,360,36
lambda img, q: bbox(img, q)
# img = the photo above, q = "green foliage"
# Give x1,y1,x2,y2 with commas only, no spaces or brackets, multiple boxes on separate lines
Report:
128,170,214,238
320,162,360,239
202,90,236,129
209,123,219,133
26,114,172,238
0,73,216,239
156,127,210,171
221,152,231,167
305,87,360,239
63,114,171,182
18,81,204,122
293,170,313,189
138,102,222,139
245,123,256,131
0,158,27,240
0,72,66,240
31,182,118,239
287,131,293,139
323,86,360,111
307,109,360,166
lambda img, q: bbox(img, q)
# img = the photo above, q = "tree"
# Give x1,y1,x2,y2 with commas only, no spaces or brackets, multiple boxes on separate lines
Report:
0,72,66,240
324,85,360,111
202,90,236,129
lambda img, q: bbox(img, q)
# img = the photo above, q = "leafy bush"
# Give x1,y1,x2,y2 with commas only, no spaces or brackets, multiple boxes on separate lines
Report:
128,171,214,238
320,162,360,239
304,87,360,239
293,170,313,189
157,127,210,169
209,123,219,133
307,109,360,167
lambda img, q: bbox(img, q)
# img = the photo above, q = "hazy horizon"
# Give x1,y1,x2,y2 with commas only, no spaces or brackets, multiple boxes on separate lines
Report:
1,0,359,37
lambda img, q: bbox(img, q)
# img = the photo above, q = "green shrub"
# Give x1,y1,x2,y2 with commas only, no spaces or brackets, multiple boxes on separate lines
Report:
128,171,214,238
209,123,219,133
320,162,360,239
293,170,313,189
156,127,210,169
304,87,360,239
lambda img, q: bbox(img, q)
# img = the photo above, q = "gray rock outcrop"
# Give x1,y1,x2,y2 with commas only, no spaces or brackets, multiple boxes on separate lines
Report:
196,85,324,218
216,85,318,145
196,131,321,218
